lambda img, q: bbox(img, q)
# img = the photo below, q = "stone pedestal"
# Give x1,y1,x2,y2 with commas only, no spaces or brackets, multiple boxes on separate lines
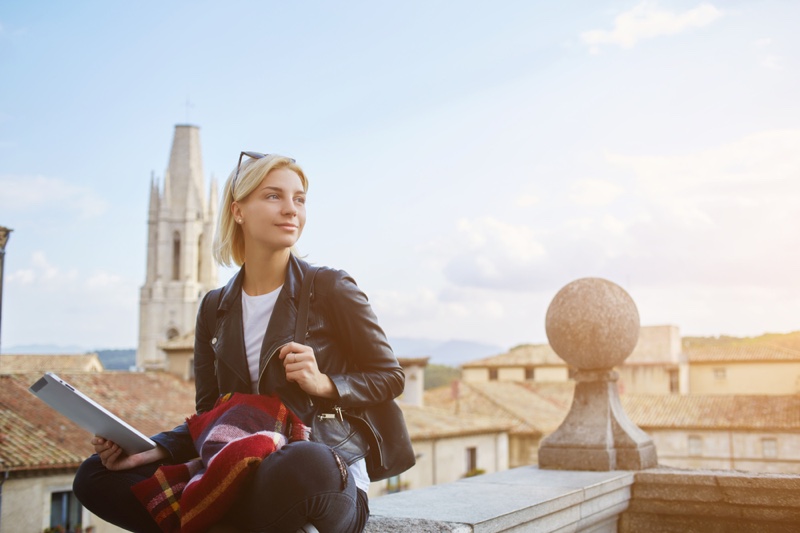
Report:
538,278,658,471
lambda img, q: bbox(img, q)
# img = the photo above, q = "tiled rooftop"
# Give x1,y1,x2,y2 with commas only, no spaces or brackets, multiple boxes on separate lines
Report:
426,381,800,435
0,353,104,374
622,394,800,430
400,403,509,440
425,381,574,436
685,344,800,363
462,343,562,368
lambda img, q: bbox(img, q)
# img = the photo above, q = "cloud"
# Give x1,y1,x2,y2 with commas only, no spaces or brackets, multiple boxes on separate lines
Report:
0,175,109,218
3,251,139,348
602,129,800,287
568,178,625,206
439,217,550,291
581,2,722,54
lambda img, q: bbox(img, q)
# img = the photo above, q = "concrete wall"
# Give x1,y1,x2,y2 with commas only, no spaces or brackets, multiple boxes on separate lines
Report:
649,429,800,474
535,366,569,382
690,361,800,395
618,365,674,395
369,432,509,498
498,367,525,381
461,367,488,382
1,473,123,533
620,469,800,533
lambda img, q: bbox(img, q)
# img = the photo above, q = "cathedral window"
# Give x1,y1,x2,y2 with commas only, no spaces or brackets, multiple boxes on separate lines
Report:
172,231,181,280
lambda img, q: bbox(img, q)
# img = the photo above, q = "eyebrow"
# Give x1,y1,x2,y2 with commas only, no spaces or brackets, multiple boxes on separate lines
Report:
261,185,306,195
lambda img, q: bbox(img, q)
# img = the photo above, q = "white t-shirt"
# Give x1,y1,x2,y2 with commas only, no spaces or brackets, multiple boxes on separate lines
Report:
241,287,371,492
242,286,282,393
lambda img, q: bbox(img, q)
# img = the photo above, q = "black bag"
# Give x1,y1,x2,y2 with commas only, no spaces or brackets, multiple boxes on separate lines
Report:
296,267,416,481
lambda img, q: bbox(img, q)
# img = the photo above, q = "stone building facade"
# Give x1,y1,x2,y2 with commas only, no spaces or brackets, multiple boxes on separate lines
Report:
136,125,218,370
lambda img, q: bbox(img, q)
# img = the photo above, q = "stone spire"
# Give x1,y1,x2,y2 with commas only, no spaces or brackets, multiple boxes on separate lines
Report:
166,125,205,217
137,125,218,370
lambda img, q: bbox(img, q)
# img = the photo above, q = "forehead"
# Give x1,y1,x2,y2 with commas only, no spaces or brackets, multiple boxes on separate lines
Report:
258,167,305,191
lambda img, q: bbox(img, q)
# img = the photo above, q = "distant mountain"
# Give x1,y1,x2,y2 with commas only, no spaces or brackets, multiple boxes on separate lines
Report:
96,349,136,370
389,337,505,367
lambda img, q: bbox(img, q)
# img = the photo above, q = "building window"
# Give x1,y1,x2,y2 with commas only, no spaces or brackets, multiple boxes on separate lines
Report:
525,368,535,381
50,491,82,533
172,231,181,280
669,369,679,394
713,367,726,380
488,369,498,381
688,435,702,457
466,446,477,472
386,475,404,494
762,438,778,459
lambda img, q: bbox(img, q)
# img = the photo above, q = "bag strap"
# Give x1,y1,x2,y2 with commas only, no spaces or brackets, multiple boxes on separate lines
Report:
294,266,320,344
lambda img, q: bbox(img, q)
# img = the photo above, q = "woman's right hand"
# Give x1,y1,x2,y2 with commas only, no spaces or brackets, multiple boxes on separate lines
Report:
92,436,168,471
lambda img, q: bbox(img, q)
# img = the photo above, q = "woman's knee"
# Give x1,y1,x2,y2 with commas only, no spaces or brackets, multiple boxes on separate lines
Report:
258,441,350,492
73,454,103,503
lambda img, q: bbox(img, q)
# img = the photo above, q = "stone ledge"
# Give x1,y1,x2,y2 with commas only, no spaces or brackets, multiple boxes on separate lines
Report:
620,468,800,532
365,467,634,533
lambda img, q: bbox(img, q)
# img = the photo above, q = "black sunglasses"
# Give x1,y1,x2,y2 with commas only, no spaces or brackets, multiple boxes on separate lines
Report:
232,151,296,195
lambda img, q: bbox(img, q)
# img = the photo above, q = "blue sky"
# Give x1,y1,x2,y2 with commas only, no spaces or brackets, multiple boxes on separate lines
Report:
1,1,798,352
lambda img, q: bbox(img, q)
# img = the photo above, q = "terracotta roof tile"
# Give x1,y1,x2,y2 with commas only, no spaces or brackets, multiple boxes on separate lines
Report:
0,354,104,374
686,344,800,363
399,403,509,440
622,395,800,430
427,381,800,437
425,381,575,436
462,344,562,368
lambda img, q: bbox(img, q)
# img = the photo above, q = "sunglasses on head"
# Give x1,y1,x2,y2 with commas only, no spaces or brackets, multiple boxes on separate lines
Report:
232,151,296,195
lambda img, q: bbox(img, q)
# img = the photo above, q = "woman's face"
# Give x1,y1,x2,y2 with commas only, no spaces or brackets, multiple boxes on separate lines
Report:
232,167,306,253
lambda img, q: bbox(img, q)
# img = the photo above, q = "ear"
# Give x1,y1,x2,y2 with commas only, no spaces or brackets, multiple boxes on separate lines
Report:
231,201,243,223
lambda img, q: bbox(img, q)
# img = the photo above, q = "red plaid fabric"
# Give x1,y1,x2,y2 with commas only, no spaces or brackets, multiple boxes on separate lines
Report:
132,393,310,533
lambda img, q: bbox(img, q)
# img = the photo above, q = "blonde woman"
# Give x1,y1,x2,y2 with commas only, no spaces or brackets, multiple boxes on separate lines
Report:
74,153,405,532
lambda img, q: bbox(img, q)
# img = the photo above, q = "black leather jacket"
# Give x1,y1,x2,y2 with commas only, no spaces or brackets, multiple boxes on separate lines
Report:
151,255,405,464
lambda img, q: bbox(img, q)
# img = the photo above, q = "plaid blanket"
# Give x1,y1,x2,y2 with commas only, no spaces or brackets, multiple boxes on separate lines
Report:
132,393,310,533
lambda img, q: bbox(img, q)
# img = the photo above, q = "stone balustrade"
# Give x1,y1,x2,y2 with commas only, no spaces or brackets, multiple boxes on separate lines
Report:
365,278,800,531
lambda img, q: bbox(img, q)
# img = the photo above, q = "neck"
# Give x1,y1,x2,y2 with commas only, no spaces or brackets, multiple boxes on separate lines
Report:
242,248,291,296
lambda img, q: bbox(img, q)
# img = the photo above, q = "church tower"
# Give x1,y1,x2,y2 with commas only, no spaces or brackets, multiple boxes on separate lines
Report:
137,125,218,369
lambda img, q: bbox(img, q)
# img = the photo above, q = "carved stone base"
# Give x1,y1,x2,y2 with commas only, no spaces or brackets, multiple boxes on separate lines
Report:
538,370,658,471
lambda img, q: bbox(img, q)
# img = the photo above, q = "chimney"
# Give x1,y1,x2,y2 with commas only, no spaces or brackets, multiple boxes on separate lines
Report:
397,357,429,407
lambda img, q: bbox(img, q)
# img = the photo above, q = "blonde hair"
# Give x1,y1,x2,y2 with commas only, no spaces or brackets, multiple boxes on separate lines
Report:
213,154,308,267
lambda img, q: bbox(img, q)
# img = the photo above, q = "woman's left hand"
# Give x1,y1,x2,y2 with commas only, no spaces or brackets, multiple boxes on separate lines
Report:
279,342,337,398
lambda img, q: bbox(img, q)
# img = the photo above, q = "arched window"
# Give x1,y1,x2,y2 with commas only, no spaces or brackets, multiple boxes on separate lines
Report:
172,231,181,280
166,327,179,340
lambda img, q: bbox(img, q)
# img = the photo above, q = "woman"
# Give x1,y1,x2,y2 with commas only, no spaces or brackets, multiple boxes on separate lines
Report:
74,152,405,532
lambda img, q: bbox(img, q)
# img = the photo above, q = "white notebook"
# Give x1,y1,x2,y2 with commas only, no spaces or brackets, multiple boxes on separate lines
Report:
29,372,156,455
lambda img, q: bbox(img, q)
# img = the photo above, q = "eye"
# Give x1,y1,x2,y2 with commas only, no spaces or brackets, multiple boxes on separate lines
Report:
295,196,306,205
266,193,280,200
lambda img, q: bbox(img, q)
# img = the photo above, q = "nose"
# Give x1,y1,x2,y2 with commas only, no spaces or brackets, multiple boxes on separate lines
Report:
282,199,298,216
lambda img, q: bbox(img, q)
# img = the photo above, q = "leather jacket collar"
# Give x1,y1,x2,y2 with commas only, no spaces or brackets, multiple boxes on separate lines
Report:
213,254,310,394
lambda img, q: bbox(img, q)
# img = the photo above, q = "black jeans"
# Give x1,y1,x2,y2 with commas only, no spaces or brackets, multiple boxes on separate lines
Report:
73,441,369,532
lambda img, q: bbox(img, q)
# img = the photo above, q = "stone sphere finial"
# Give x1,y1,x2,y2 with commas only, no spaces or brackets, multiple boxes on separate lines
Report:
545,277,639,370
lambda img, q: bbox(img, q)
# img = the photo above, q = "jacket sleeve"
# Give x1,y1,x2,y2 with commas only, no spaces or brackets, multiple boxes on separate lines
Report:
150,290,220,463
321,269,405,408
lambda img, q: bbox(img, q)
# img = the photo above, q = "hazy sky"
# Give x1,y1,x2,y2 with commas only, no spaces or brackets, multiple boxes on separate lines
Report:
1,1,798,351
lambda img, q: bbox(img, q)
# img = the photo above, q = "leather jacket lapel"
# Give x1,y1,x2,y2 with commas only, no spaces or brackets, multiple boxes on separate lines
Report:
212,268,250,388
257,255,306,394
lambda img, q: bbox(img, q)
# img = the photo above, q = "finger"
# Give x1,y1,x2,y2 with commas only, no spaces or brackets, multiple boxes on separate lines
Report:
278,343,297,360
